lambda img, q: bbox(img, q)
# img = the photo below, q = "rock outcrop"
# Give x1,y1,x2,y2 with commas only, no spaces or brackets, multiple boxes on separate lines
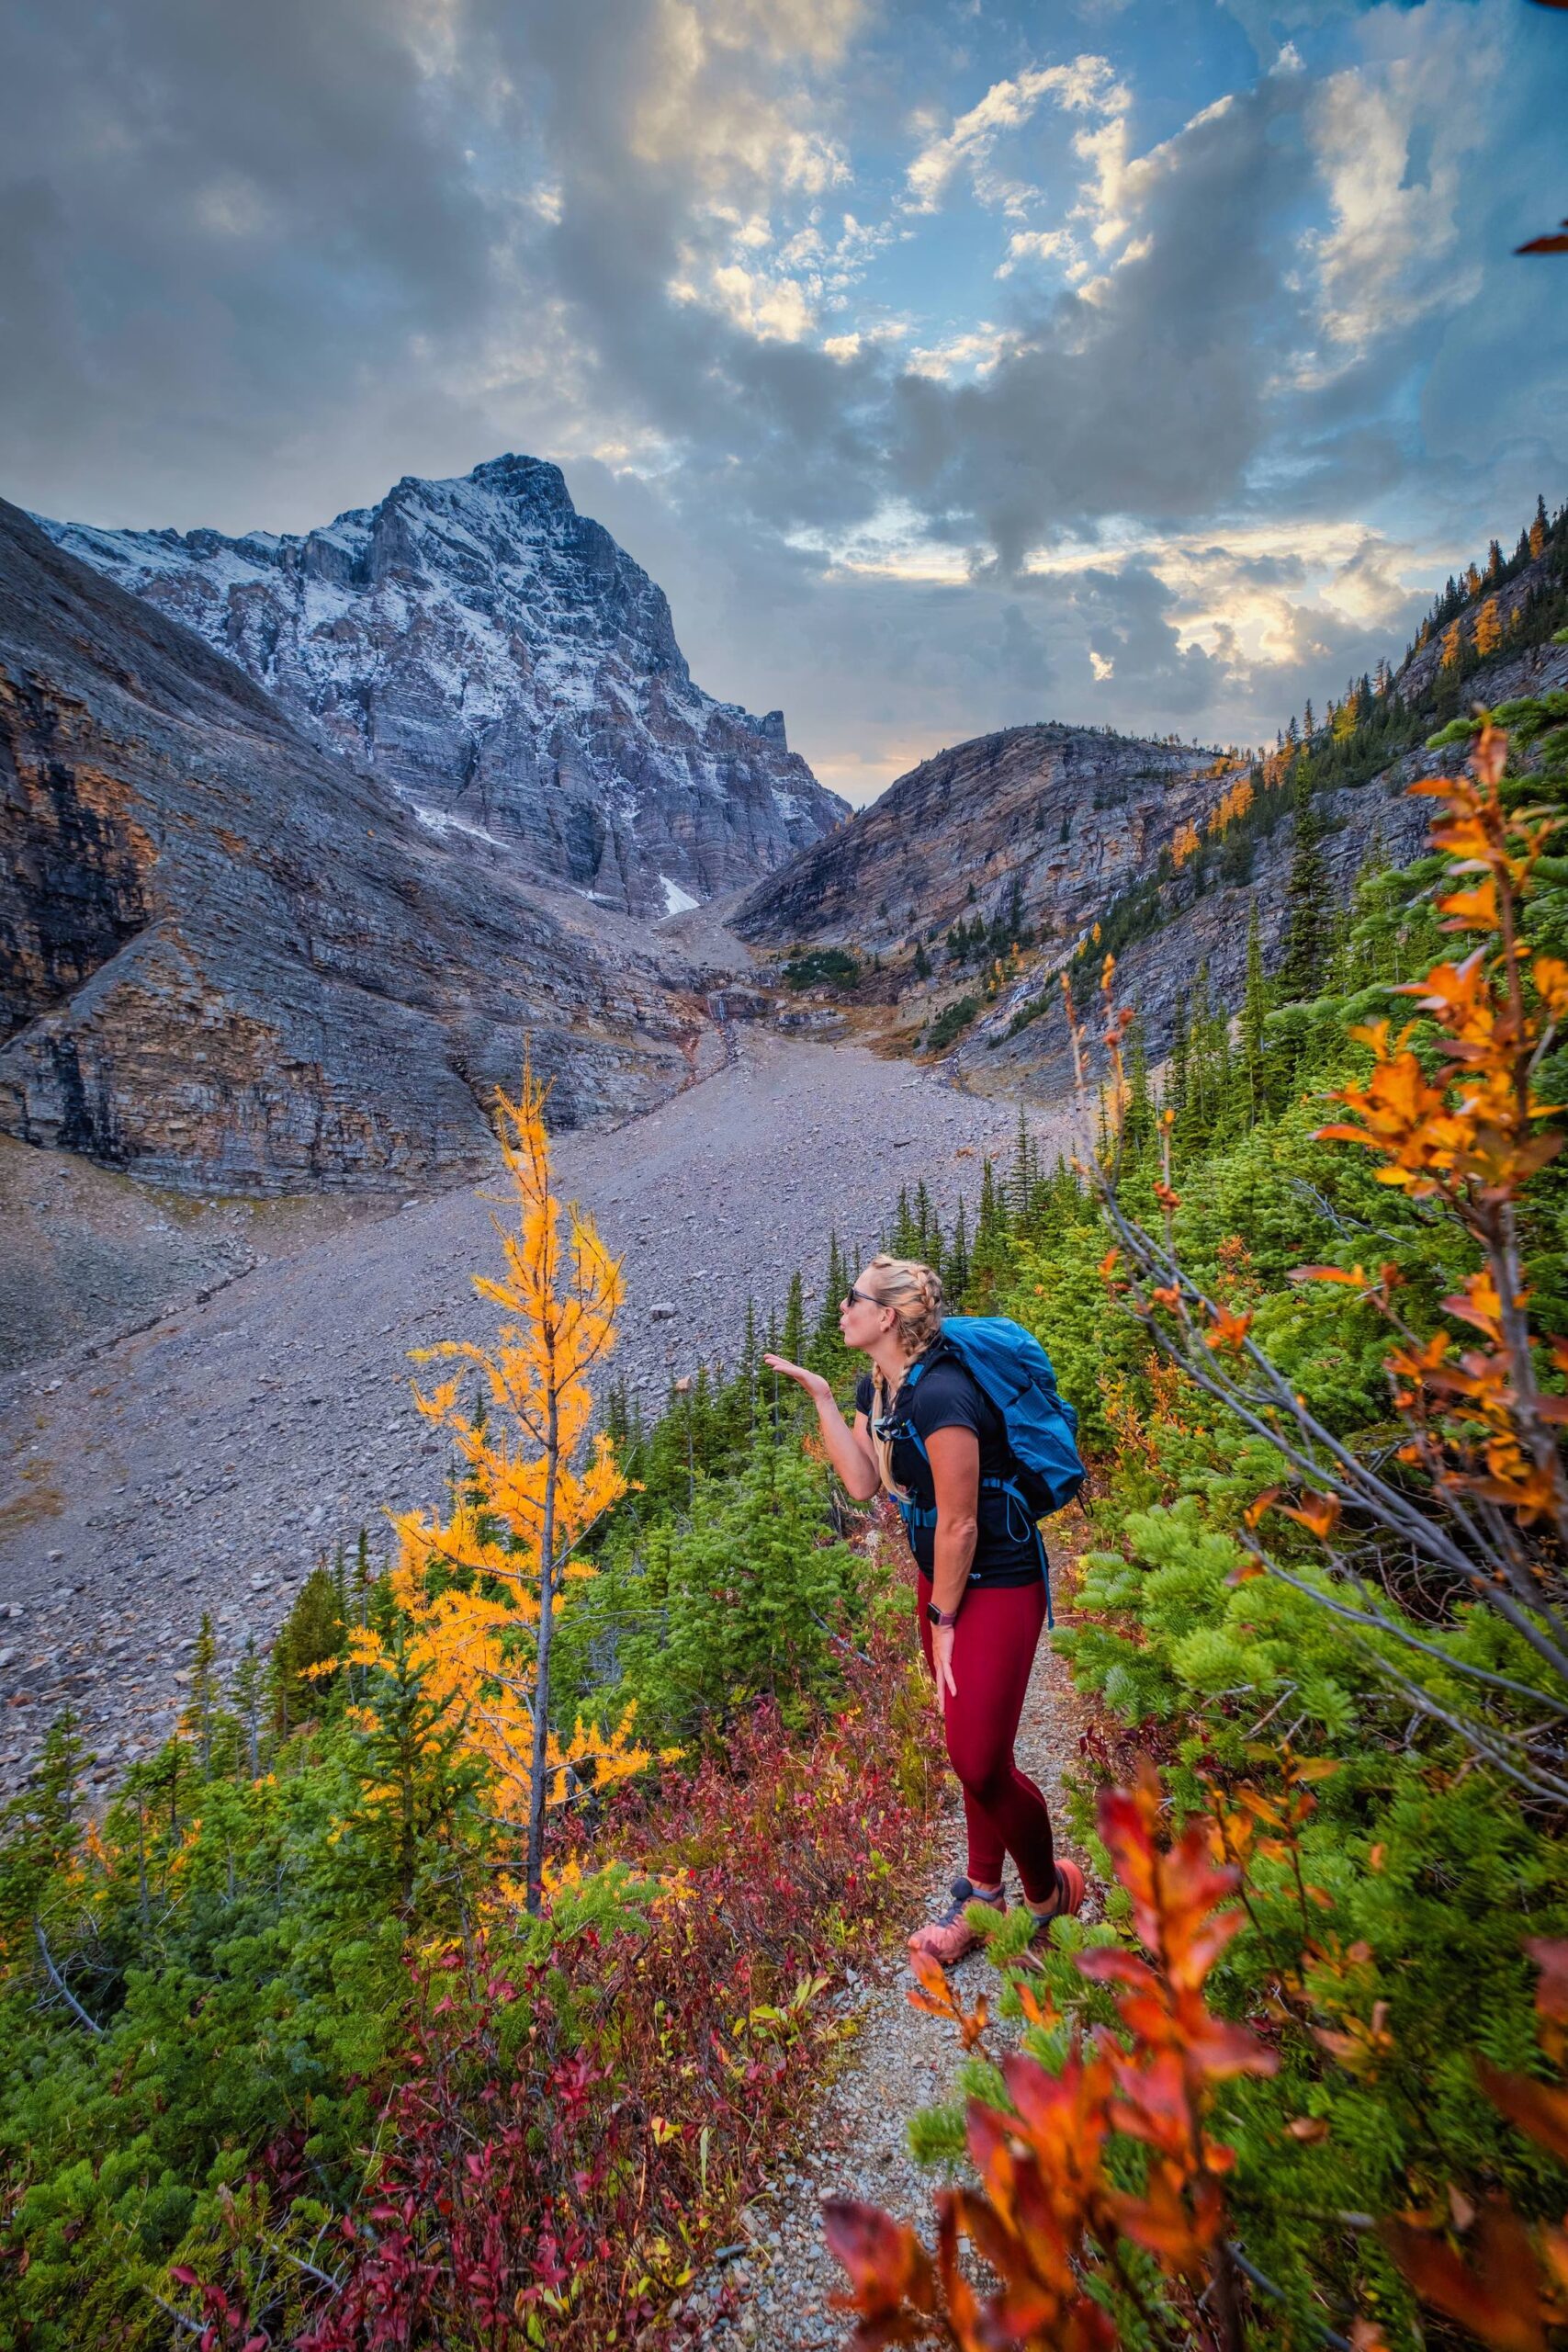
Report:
39,456,845,918
0,499,717,1195
734,616,1568,1104
734,723,1228,954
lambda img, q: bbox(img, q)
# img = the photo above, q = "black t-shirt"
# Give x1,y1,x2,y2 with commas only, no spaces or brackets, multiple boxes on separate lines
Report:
855,1347,1043,1589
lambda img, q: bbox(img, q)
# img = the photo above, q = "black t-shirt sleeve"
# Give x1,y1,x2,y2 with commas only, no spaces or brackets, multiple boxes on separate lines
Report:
854,1373,874,1418
908,1359,986,1444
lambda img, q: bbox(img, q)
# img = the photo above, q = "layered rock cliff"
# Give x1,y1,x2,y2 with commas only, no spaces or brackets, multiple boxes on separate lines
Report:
0,499,716,1194
40,455,845,918
734,535,1568,1104
733,723,1224,956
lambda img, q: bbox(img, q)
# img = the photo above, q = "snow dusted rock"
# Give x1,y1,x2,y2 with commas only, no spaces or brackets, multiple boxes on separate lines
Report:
0,499,715,1195
39,455,846,917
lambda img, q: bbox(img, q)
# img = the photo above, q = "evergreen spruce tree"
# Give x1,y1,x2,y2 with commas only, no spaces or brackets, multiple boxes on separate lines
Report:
181,1612,221,1775
968,1160,1012,1307
0,1711,87,1928
943,1196,971,1308
1178,967,1220,1150
738,1297,761,1447
1124,1020,1155,1157
1168,993,1190,1124
1238,900,1272,1122
1278,766,1329,1003
914,1179,937,1263
807,1231,855,1387
781,1271,806,1369
269,1566,347,1734
890,1184,919,1257
231,1635,265,1781
1010,1107,1034,1217
691,1363,715,1480
348,1617,485,1904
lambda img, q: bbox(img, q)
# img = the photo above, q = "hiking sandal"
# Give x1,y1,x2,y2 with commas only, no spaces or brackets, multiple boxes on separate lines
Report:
908,1876,1007,1965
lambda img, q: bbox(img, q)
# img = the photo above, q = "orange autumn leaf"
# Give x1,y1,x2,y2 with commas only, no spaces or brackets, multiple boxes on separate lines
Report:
1475,2059,1568,2169
1439,876,1500,931
1203,1305,1253,1351
1280,1491,1342,1544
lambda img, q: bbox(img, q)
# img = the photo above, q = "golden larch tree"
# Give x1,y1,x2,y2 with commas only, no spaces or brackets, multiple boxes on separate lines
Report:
354,1057,649,1912
1473,594,1503,660
1440,618,1464,673
1206,775,1255,836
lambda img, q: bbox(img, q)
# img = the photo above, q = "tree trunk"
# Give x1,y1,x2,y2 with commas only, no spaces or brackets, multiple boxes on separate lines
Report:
525,1388,560,1916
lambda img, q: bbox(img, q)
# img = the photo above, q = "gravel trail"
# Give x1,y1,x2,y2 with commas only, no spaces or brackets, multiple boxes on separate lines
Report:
0,1025,1068,1790
689,1535,1100,2348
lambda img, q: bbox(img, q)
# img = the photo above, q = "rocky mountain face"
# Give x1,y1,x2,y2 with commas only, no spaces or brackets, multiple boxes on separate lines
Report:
735,578,1568,1105
0,498,721,1196
39,455,844,919
734,723,1230,955
953,758,1433,1100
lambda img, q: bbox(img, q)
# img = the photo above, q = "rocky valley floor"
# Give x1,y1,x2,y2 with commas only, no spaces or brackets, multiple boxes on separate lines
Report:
0,1024,1072,1792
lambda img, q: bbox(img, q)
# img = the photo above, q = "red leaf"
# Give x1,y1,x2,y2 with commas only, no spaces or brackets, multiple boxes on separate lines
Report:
823,2198,935,2320
1383,2207,1548,2352
1477,2060,1568,2167
1528,1938,1568,2024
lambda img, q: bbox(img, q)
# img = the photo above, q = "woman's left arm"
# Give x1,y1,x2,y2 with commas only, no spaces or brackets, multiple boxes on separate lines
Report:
926,1424,979,1700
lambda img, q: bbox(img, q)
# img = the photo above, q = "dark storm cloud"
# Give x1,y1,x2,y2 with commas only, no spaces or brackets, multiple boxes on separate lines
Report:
1066,564,1227,718
885,75,1312,570
0,0,523,521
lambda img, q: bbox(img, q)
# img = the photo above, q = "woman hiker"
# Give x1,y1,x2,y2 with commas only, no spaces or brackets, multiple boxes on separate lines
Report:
764,1252,1083,1963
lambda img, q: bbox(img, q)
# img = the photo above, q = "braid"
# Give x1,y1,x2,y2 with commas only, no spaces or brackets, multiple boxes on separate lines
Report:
862,1253,944,1498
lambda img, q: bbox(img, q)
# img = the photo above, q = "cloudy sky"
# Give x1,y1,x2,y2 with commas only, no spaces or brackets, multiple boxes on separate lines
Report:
3,0,1565,801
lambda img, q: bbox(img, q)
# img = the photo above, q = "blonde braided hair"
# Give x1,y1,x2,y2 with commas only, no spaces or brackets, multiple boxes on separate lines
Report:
862,1253,945,1498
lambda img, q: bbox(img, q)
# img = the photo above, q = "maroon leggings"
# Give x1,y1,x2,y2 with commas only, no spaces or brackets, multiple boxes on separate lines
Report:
917,1572,1056,1905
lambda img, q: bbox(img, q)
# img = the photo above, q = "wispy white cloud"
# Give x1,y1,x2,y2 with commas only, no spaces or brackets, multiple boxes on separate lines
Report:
904,54,1126,216
1303,4,1494,354
996,226,1072,277
905,323,1018,380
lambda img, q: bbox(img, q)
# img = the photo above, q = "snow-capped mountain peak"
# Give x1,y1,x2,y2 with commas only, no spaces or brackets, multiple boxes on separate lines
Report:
39,455,844,915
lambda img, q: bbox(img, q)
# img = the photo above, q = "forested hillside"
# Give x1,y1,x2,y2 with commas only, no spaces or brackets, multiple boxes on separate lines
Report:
1,511,1565,2349
828,684,1568,2340
745,494,1568,1105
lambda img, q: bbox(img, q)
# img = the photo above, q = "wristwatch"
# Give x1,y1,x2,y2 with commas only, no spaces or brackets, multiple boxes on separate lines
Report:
926,1602,958,1628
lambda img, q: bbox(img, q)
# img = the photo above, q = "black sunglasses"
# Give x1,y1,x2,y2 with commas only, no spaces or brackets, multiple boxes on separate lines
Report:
843,1284,877,1309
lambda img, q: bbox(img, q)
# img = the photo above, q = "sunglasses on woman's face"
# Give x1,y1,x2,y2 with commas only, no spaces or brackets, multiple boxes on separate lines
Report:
843,1285,876,1310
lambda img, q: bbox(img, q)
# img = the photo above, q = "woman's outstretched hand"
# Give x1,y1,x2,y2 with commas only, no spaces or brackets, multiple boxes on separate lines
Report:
761,1353,831,1401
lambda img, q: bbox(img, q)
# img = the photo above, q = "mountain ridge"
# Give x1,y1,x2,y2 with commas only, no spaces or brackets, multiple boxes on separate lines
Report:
39,453,846,919
734,492,1568,1102
0,496,723,1194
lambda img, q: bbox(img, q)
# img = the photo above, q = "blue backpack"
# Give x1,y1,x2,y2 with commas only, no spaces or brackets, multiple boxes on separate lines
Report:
894,1316,1085,1625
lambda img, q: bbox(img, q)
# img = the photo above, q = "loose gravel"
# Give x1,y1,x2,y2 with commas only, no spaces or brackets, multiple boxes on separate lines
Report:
0,1023,1074,1791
